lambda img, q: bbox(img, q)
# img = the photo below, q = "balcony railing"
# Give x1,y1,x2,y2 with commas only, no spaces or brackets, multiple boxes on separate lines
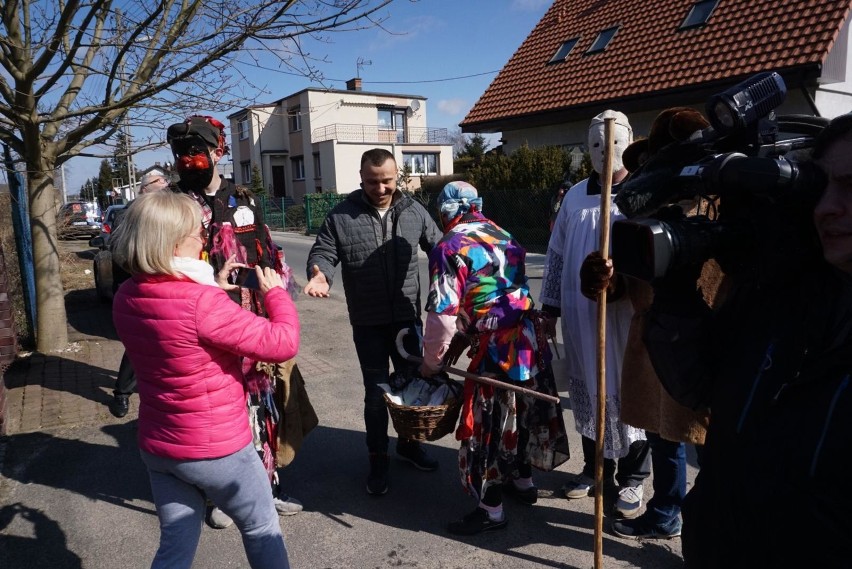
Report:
311,124,450,145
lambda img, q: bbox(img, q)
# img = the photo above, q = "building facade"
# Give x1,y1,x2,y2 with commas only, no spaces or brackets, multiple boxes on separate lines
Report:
229,78,453,202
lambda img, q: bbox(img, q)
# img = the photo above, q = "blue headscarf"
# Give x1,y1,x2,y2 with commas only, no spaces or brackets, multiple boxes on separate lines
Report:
437,181,483,220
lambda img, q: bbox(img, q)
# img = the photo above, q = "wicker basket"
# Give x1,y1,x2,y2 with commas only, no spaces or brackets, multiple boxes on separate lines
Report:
384,379,463,442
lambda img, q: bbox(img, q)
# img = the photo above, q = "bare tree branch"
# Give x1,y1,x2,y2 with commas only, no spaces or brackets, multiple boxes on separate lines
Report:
0,0,397,351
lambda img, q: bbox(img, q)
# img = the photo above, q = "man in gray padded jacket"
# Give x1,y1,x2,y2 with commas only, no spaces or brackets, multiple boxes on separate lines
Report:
304,148,442,496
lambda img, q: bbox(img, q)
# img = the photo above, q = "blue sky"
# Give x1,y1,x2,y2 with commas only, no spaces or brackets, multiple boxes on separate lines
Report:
63,0,552,195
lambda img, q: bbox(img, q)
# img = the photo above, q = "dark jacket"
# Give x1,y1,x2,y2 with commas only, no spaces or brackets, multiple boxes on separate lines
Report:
306,189,441,326
644,264,852,568
180,178,274,310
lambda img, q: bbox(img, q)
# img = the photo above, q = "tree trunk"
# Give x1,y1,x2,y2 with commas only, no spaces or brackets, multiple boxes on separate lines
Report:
28,168,68,351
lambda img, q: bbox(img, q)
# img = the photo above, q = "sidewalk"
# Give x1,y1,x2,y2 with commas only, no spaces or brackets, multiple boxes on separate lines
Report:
3,289,125,434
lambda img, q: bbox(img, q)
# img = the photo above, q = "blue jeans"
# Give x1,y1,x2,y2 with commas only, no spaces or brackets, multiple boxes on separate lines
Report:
141,443,289,569
352,321,422,454
644,431,687,527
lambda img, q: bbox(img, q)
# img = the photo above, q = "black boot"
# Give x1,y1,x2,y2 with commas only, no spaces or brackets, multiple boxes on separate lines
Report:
109,392,130,418
366,453,389,496
396,440,438,471
447,507,508,536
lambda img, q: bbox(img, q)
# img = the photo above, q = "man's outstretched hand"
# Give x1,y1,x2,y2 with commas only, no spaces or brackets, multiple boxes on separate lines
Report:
303,264,330,297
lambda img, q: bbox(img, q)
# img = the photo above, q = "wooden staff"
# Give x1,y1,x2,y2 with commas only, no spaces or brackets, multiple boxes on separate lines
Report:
395,329,560,404
594,117,616,569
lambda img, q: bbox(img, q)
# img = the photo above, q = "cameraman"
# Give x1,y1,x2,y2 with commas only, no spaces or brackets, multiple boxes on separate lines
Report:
641,113,852,567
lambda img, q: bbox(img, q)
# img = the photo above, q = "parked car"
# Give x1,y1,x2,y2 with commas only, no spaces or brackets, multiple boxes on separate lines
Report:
58,201,102,239
88,204,127,302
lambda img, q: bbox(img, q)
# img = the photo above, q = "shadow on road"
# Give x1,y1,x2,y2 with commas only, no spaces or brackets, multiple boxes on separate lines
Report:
0,421,151,568
281,425,685,569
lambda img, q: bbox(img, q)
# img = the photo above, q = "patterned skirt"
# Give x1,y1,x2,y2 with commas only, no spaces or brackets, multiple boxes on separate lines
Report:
457,365,570,500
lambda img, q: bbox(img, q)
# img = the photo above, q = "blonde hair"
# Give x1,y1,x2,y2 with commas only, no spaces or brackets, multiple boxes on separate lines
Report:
111,191,201,276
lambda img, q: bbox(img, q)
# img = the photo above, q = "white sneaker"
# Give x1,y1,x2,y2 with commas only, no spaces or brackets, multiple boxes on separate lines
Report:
207,506,234,529
273,495,303,516
615,485,644,518
562,474,594,499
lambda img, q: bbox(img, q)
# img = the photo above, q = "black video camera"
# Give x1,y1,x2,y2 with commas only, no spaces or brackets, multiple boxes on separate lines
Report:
612,72,829,283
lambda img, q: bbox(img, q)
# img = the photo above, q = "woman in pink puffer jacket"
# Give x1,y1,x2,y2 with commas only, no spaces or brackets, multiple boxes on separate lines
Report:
111,191,298,569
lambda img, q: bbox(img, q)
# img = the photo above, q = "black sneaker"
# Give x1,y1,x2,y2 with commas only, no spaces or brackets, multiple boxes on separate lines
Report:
612,515,682,540
396,441,438,471
447,507,508,536
366,453,389,496
503,480,538,505
109,393,130,418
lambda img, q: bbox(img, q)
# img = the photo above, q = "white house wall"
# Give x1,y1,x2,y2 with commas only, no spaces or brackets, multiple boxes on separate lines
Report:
302,90,448,198
229,105,276,187
502,90,828,157
815,16,852,119
231,86,451,203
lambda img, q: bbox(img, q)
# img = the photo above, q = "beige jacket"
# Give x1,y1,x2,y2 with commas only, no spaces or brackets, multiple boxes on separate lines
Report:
618,261,728,445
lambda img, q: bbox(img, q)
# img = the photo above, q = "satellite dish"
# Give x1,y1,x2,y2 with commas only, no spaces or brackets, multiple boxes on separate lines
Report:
409,100,421,113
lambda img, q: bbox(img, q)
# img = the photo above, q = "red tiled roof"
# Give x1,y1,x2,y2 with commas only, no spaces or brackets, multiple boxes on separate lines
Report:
461,0,852,130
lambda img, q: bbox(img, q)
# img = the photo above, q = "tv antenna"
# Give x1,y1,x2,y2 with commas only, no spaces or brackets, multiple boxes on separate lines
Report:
356,57,372,78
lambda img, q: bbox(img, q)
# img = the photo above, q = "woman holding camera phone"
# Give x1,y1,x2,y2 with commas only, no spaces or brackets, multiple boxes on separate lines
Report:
111,191,298,569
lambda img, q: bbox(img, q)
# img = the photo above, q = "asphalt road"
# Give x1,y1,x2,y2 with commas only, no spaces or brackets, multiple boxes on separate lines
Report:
0,232,696,569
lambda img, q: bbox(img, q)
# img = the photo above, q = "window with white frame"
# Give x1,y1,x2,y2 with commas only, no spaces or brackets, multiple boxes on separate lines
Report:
240,161,251,184
291,156,305,180
238,116,249,140
402,152,438,175
289,108,301,132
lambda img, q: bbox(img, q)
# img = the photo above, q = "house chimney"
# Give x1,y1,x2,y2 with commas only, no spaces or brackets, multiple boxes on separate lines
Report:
346,77,362,91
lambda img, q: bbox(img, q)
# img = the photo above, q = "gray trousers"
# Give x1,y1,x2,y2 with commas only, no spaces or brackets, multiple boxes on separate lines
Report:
141,443,289,569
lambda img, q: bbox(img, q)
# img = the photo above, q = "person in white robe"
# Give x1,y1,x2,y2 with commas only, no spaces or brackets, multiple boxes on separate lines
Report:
540,110,650,519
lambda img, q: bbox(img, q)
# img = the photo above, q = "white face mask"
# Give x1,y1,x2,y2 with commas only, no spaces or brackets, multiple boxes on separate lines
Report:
588,122,631,175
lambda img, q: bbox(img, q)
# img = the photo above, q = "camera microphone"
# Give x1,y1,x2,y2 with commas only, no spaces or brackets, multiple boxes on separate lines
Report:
706,72,786,136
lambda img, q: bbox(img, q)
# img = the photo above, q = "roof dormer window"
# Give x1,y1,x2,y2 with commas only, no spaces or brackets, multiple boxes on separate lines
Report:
548,37,580,64
586,26,619,54
680,0,720,30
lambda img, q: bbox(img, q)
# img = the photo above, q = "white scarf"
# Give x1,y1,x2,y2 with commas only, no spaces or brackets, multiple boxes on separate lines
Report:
172,257,218,287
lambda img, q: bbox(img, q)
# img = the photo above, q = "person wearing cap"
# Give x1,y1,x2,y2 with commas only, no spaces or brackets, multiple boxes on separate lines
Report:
540,110,651,519
636,113,852,568
166,115,304,528
419,181,569,536
108,169,173,418
303,148,442,497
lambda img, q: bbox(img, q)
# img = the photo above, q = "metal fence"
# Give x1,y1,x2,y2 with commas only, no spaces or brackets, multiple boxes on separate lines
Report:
482,187,553,254
256,195,306,232
416,187,554,254
311,124,450,145
266,188,555,255
304,193,346,234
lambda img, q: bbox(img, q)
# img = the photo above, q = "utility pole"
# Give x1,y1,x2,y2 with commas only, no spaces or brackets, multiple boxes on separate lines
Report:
60,163,67,204
125,123,136,200
116,8,137,201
